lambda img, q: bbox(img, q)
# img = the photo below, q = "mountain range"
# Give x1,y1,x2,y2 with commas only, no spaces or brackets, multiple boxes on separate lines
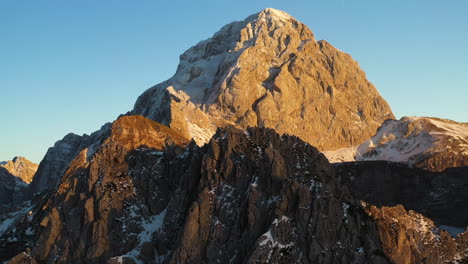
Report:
1,8,467,264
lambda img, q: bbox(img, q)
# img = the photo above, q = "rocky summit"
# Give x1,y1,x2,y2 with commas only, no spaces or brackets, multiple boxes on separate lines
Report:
0,156,38,184
1,8,467,264
0,157,38,214
132,8,394,151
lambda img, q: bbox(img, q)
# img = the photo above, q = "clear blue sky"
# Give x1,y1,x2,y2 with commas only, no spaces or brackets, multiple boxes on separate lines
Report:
1,0,467,163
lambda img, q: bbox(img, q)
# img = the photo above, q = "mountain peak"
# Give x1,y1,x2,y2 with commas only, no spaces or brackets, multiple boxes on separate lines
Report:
133,8,394,150
0,156,38,184
253,8,294,23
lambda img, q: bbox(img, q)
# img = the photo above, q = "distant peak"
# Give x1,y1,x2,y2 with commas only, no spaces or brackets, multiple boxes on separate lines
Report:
0,155,38,184
6,156,35,165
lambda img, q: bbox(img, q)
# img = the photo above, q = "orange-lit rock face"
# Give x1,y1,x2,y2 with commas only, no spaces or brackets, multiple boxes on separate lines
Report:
11,115,190,262
0,156,38,184
133,8,394,151
108,115,189,152
1,8,467,264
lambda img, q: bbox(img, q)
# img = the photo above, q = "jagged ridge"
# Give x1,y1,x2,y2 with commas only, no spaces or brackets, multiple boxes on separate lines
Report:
2,116,466,263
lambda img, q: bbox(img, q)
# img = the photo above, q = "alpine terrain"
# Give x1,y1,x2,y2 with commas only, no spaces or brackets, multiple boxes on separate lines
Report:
325,116,468,172
0,157,38,214
1,8,467,264
0,156,38,184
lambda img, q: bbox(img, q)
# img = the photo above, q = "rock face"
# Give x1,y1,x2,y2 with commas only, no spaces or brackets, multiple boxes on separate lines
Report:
1,116,467,263
364,204,468,264
0,167,28,213
1,8,467,264
335,161,468,227
325,116,468,172
28,122,111,196
0,156,38,184
133,8,394,150
0,115,192,263
0,115,391,263
166,127,387,264
0,157,37,213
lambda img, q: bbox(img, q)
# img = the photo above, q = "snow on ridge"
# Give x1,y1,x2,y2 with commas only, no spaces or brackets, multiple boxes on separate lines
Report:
171,8,297,104
426,118,468,138
260,8,293,22
323,116,468,164
134,8,310,147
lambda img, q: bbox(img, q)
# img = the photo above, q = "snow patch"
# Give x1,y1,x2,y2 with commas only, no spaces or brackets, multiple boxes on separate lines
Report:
356,247,364,255
265,195,280,206
324,116,468,165
323,146,357,163
186,121,215,146
342,203,350,224
120,206,168,263
0,205,33,236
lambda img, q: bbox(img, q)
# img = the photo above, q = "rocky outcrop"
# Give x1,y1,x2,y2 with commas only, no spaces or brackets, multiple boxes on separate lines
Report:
1,115,391,263
167,126,388,264
133,8,394,151
335,161,468,228
28,122,111,196
2,116,467,263
0,115,192,263
0,157,37,215
0,156,38,184
325,116,468,172
364,204,468,264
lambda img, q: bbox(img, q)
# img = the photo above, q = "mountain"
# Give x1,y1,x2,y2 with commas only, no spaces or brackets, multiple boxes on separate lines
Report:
1,8,467,264
0,157,37,214
2,115,466,263
133,8,394,151
324,116,468,171
0,156,38,184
